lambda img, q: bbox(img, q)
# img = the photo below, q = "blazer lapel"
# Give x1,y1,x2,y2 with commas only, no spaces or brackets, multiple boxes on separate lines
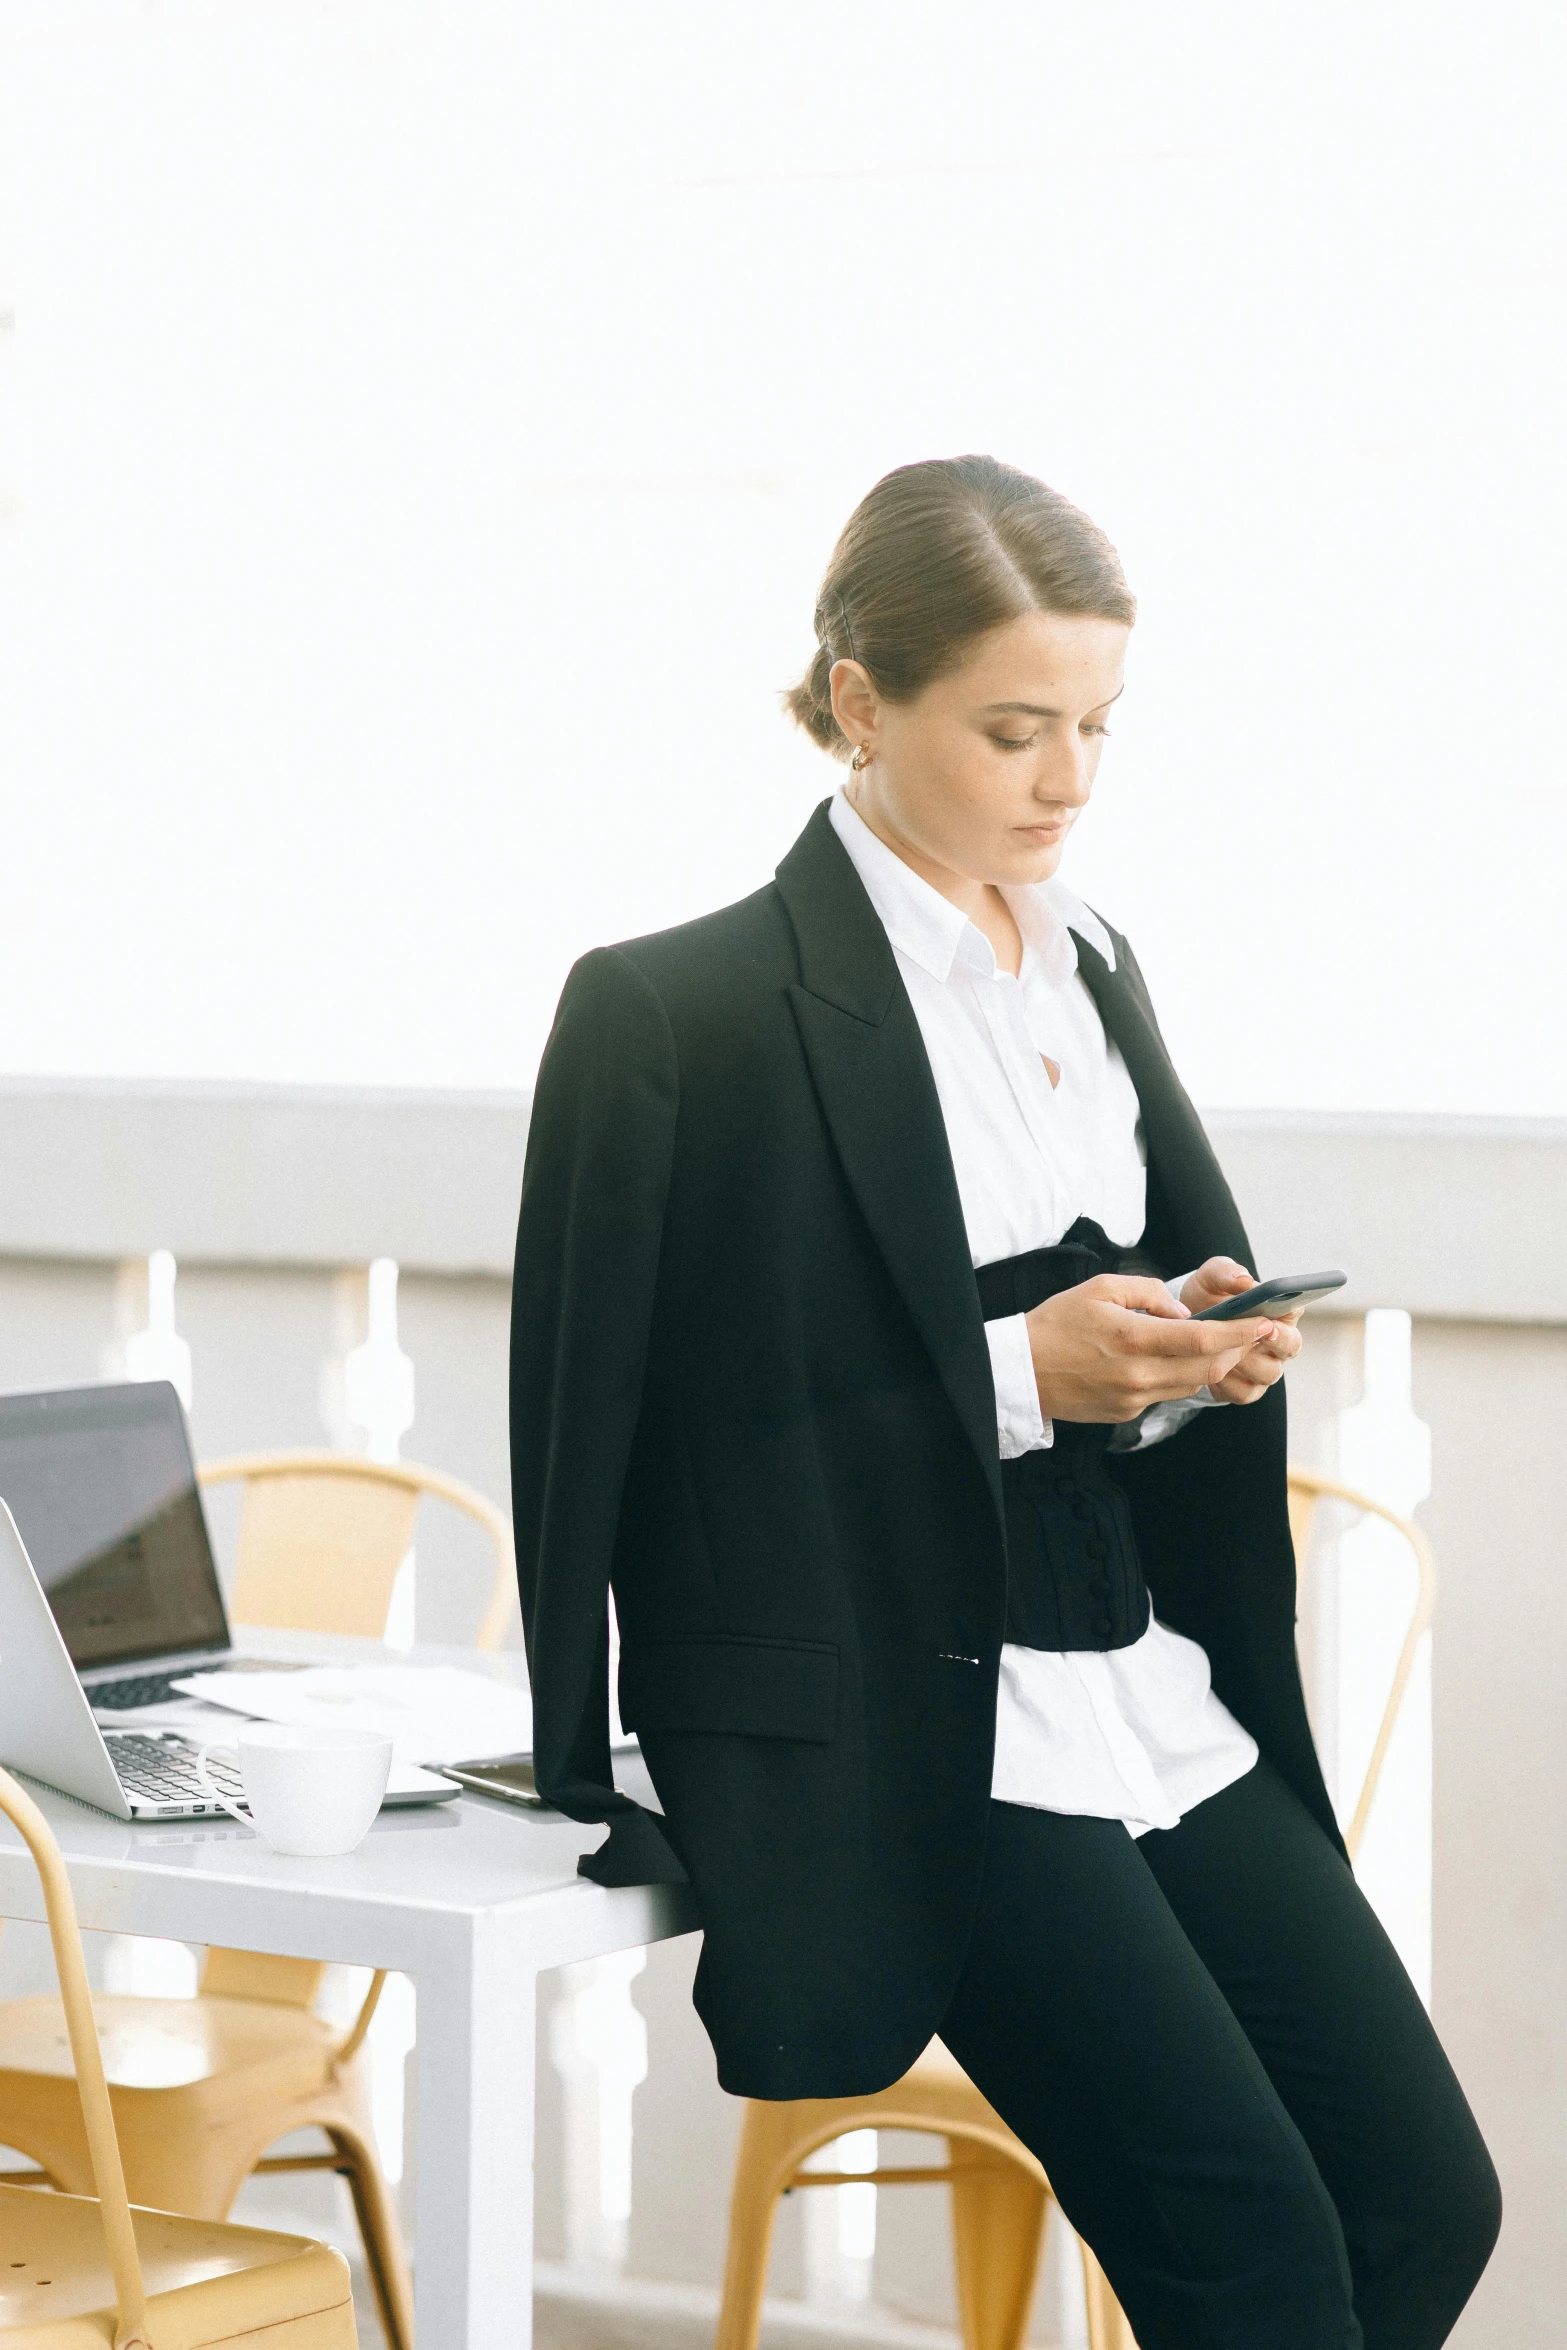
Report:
1070,931,1255,1272
776,808,1003,1523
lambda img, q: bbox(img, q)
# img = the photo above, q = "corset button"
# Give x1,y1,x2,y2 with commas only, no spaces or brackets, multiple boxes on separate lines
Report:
1073,1500,1093,1521
1093,1615,1114,1639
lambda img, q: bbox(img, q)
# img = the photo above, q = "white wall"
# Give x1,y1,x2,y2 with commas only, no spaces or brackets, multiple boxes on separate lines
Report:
2,1,1564,1115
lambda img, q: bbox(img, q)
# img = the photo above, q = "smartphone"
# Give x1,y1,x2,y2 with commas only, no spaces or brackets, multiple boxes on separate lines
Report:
1189,1270,1347,1323
437,1754,553,1810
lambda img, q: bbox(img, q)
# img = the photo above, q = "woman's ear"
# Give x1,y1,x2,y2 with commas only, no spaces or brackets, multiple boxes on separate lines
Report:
829,659,880,757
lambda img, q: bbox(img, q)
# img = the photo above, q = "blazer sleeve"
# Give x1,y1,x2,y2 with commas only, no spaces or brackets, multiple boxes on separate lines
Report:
510,946,688,1887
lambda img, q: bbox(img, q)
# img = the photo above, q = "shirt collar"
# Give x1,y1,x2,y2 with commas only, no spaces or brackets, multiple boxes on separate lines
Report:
828,787,1116,986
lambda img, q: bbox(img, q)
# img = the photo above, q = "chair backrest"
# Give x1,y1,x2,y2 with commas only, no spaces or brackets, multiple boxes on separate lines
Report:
194,1451,516,2023
1286,1469,1436,1862
197,1450,516,1649
199,1948,330,2008
0,1765,151,2347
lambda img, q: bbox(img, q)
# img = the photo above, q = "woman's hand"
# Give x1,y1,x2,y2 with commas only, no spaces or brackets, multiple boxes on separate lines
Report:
1177,1258,1304,1404
1024,1274,1276,1425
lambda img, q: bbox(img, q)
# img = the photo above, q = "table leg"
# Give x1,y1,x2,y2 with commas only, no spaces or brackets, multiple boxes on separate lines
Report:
414,1916,537,2350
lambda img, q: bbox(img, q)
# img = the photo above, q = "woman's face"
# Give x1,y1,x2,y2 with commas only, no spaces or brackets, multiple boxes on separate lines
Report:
831,608,1130,893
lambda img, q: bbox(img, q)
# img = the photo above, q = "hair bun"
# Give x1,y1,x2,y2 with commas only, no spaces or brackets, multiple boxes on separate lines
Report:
783,455,1134,762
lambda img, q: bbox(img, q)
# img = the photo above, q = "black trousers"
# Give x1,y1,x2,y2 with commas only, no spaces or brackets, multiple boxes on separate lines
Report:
936,1763,1500,2350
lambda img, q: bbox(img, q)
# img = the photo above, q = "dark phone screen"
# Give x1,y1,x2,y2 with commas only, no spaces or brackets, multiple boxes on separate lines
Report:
1191,1272,1346,1323
0,1382,228,1668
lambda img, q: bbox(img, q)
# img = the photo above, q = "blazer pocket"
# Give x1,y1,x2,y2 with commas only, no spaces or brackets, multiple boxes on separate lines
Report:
619,1634,839,1743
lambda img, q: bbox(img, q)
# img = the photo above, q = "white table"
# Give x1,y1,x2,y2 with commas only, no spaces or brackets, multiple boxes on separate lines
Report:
0,1636,701,2349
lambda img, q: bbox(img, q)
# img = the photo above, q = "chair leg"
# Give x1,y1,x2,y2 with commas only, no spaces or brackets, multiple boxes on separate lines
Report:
715,2102,813,2350
1081,2237,1139,2350
947,2135,1049,2350
327,2125,416,2350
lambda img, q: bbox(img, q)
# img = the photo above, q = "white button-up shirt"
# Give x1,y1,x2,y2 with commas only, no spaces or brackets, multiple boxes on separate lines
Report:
829,789,1257,1836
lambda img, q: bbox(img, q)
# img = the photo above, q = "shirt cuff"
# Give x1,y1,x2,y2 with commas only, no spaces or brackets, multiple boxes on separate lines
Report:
985,1313,1053,1459
1109,1386,1231,1454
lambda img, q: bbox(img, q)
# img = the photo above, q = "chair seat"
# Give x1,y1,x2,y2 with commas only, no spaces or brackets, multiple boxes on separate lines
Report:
0,2183,354,2347
763,2039,1048,2188
0,1993,337,2107
0,1991,381,2263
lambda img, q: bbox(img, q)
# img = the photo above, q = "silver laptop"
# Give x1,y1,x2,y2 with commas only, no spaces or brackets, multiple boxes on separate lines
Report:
0,1379,290,1713
0,1495,252,1818
0,1380,456,1818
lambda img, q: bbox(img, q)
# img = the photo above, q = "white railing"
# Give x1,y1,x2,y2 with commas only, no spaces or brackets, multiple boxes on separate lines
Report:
1323,1309,1433,2004
549,1951,650,2273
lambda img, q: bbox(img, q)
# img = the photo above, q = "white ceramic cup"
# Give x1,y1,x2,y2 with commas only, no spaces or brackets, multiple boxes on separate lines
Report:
195,1722,393,1857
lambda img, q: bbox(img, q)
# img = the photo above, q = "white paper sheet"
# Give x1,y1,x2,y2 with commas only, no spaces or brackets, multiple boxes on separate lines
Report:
172,1663,535,1766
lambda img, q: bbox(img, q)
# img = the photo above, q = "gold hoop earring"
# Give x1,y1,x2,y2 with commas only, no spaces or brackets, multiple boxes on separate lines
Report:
850,744,872,773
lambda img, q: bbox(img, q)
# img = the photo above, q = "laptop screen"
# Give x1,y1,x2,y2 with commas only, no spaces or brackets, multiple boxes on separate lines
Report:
0,1381,229,1670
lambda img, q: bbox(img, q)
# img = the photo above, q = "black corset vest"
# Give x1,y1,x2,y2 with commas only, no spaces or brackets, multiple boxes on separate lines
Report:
976,1216,1156,1653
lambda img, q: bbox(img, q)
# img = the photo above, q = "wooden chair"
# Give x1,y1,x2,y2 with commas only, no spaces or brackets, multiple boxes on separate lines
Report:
714,1469,1437,2350
1284,1470,1436,1864
198,1449,518,1651
0,1953,408,2350
0,1450,519,2350
0,1761,356,2350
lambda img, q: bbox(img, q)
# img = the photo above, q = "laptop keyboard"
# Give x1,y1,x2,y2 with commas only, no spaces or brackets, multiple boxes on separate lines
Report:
88,1669,216,1711
103,1730,245,1812
88,1658,301,1712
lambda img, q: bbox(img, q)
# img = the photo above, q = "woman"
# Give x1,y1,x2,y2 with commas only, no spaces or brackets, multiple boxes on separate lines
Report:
510,457,1498,2348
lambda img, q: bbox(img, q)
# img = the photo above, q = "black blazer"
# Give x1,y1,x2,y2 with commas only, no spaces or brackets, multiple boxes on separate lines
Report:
510,802,1338,2100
